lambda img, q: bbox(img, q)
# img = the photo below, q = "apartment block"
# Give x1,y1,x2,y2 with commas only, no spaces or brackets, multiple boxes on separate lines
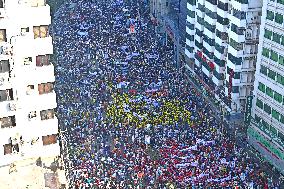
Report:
0,0,60,168
185,0,262,114
248,0,284,174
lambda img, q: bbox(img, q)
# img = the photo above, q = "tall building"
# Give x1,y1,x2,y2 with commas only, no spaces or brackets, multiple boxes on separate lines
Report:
0,0,63,187
185,0,262,114
248,0,284,174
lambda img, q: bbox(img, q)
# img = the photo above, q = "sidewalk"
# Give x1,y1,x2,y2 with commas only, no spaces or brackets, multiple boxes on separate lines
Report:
0,157,66,189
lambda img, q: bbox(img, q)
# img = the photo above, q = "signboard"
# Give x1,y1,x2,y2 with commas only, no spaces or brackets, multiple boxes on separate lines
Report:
228,69,234,103
244,95,253,125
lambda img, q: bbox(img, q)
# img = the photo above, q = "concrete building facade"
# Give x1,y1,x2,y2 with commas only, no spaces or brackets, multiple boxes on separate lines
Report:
185,0,262,114
248,0,284,174
0,1,65,187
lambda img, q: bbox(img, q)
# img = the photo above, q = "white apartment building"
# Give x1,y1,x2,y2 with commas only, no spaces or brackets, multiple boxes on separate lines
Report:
0,0,60,168
185,0,262,114
248,0,284,174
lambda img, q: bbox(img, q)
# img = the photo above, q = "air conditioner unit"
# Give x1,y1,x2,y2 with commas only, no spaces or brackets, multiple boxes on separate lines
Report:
9,102,17,111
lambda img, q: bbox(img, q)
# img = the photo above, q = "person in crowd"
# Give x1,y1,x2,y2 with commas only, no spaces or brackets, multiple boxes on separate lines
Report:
52,0,280,188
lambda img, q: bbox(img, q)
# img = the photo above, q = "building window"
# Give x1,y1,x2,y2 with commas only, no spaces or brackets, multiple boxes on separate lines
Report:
272,32,281,43
232,86,239,93
36,55,50,66
0,116,16,128
26,85,34,95
0,29,7,42
281,36,284,46
272,109,280,121
0,0,4,8
274,92,283,103
256,98,263,109
281,115,284,124
258,82,265,93
33,25,48,39
264,29,272,40
21,27,29,35
275,13,283,24
42,134,57,146
24,57,32,65
268,69,276,80
266,87,274,98
38,82,54,95
264,103,272,115
262,47,270,58
255,114,261,123
0,89,14,102
279,132,284,144
3,143,19,155
270,125,278,136
40,109,55,120
266,10,274,21
28,111,37,120
0,60,9,73
270,50,278,62
260,65,267,76
234,72,240,79
262,120,270,131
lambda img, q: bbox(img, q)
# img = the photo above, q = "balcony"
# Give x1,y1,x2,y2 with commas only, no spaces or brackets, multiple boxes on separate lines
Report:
19,141,60,160
202,65,210,77
216,24,228,36
204,14,217,26
187,1,196,9
212,75,223,86
205,0,217,12
229,14,246,28
185,48,194,59
186,26,195,36
228,41,244,57
28,116,58,137
20,64,55,84
186,38,195,48
22,92,57,111
186,15,195,24
229,30,245,43
20,5,51,26
230,0,248,11
195,21,204,33
33,36,53,55
204,27,215,39
196,8,205,18
203,40,214,54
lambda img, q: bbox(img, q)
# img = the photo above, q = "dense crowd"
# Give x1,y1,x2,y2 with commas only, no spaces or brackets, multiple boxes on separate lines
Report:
52,0,280,188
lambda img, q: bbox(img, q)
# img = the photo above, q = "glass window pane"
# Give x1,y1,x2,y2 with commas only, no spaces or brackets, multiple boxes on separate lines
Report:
266,10,274,21
275,13,283,24
270,50,278,62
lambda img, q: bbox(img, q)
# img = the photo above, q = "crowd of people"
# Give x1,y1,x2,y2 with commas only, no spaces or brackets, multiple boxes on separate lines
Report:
52,0,281,188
